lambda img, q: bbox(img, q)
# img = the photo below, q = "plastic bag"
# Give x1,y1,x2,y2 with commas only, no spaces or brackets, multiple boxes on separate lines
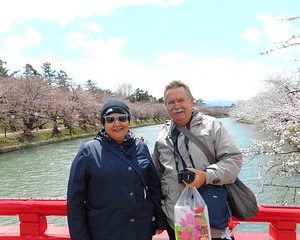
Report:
174,187,211,240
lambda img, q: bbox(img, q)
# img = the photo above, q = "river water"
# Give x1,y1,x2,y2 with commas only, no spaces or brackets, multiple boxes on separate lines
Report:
0,118,297,233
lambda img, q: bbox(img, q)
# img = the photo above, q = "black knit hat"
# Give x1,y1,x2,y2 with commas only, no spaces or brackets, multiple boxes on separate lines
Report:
100,99,130,124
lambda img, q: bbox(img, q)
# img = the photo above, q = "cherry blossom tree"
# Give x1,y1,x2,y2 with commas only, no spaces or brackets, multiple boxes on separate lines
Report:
76,90,100,131
148,103,167,123
0,77,16,135
4,77,52,140
41,88,70,137
230,70,300,204
0,59,168,143
129,102,148,122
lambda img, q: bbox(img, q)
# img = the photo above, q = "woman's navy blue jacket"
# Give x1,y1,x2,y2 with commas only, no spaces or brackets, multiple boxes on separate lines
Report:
67,131,165,240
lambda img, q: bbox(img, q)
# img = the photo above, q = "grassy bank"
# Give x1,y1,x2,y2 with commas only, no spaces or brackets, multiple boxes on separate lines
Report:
0,120,164,154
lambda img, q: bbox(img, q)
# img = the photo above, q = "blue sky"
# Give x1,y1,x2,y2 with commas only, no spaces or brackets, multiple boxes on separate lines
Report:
1,0,299,101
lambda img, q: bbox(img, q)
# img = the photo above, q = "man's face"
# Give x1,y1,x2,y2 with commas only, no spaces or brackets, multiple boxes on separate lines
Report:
164,86,194,126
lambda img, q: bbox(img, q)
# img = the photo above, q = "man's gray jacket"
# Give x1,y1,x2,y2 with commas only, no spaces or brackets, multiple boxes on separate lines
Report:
152,110,243,238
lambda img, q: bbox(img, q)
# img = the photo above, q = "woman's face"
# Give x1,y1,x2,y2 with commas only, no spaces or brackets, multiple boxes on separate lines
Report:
104,113,129,144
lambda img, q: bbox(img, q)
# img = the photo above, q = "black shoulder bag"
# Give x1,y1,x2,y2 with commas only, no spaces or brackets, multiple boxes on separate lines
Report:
176,125,259,220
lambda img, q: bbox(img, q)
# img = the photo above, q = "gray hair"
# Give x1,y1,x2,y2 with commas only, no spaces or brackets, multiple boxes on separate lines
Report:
163,80,192,100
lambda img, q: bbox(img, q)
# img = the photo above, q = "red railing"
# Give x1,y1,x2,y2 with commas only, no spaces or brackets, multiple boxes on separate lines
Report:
0,199,300,240
0,199,67,240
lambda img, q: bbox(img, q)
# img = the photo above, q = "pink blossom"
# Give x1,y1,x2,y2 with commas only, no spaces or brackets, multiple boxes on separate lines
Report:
181,228,191,240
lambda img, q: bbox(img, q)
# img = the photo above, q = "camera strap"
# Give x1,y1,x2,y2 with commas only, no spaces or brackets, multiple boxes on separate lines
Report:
172,131,187,173
182,124,196,169
175,125,216,165
170,124,195,174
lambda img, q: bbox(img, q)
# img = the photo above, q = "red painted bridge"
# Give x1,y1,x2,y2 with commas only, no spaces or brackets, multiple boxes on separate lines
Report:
0,199,300,240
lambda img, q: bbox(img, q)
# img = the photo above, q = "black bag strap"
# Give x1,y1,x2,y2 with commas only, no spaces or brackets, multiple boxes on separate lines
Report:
176,125,216,165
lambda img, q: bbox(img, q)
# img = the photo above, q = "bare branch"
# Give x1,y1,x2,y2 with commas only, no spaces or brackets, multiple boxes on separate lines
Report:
260,41,300,55
260,16,300,55
278,16,300,21
263,183,300,188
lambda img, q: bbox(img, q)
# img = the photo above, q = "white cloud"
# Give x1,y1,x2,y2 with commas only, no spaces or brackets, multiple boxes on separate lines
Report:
67,33,124,60
144,57,270,101
0,0,185,31
258,14,292,42
242,28,262,43
148,0,184,7
156,52,189,64
3,28,42,53
83,22,104,33
68,32,87,50
67,46,271,101
1,4,289,102
1,27,273,101
25,28,42,46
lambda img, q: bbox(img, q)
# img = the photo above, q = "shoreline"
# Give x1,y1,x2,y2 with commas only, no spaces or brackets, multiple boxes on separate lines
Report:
0,121,164,154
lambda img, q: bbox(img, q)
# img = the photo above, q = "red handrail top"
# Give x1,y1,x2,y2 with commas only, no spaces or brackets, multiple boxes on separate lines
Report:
1,200,300,240
1,199,300,221
0,199,66,216
243,205,300,223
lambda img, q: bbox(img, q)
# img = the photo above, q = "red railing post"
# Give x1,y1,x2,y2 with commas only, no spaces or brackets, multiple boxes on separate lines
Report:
19,213,47,236
269,221,296,240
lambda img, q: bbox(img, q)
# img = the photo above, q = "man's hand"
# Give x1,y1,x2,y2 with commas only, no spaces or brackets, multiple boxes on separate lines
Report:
155,229,165,235
184,168,206,189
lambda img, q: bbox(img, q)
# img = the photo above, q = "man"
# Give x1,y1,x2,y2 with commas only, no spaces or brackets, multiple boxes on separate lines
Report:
152,80,242,240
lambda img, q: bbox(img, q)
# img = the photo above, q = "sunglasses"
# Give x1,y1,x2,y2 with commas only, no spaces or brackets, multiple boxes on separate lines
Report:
104,114,128,124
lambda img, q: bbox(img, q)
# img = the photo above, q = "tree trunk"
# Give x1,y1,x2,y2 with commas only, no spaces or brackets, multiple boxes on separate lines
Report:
51,119,60,138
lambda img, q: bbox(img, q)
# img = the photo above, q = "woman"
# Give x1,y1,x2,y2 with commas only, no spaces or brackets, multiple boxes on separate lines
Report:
67,99,166,240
